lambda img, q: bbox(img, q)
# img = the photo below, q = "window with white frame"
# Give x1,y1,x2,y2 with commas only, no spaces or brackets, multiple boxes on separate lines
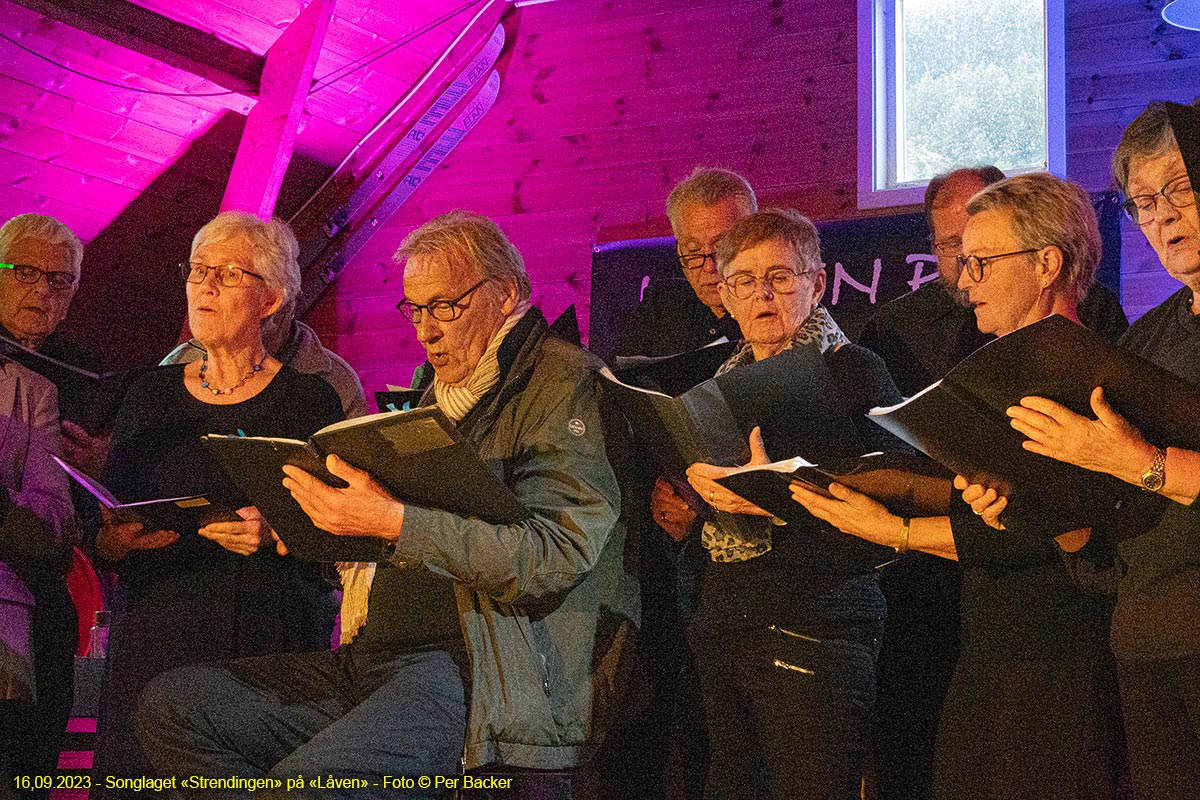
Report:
857,0,1065,209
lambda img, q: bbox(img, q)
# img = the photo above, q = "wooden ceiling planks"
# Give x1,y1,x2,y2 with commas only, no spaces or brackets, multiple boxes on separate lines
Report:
0,183,110,239
0,3,255,114
0,72,190,161
0,0,491,250
5,0,264,93
0,36,224,139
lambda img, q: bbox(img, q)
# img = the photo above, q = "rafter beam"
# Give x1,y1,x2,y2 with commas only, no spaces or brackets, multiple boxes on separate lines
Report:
5,0,263,95
221,0,336,219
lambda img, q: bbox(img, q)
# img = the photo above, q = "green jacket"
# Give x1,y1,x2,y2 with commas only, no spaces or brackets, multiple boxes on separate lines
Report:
389,310,639,770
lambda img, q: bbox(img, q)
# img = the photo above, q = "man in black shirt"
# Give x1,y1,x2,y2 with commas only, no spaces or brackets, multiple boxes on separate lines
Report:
614,170,750,360
609,168,754,800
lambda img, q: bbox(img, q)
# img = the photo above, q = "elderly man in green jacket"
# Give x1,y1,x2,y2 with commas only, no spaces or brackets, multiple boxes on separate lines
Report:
136,211,637,797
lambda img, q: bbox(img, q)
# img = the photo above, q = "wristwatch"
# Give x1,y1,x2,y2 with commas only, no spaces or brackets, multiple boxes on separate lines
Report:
1140,446,1167,493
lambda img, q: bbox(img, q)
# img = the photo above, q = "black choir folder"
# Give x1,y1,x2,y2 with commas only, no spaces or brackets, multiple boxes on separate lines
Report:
51,455,240,532
373,388,423,413
204,406,528,562
610,338,737,398
715,451,952,526
601,345,872,542
603,344,867,478
867,314,1200,533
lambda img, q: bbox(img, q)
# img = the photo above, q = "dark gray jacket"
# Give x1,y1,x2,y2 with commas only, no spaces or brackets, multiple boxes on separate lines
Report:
389,310,639,770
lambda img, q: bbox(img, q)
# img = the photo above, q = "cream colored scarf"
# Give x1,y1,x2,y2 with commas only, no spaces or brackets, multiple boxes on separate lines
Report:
337,305,529,644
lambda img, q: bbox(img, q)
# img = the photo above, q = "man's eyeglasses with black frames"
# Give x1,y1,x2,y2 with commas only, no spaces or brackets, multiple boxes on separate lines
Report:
396,279,487,323
932,237,963,258
0,263,75,291
677,251,718,271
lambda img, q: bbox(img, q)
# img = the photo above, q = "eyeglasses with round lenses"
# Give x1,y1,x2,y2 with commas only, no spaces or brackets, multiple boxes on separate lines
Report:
722,268,811,300
955,248,1041,283
182,262,267,288
677,251,718,271
1121,176,1195,226
396,279,487,323
0,263,75,291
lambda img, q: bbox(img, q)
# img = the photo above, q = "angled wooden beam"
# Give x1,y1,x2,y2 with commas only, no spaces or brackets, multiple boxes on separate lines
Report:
221,0,336,219
5,0,263,95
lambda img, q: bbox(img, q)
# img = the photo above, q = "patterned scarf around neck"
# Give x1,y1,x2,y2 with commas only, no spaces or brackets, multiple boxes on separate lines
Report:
715,304,849,377
702,304,849,564
338,304,530,645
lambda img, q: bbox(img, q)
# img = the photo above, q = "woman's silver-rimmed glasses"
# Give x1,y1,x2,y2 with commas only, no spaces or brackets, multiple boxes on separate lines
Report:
722,268,814,300
181,262,267,287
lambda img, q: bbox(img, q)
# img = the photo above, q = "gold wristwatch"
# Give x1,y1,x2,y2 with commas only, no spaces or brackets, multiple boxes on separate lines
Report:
1140,446,1167,493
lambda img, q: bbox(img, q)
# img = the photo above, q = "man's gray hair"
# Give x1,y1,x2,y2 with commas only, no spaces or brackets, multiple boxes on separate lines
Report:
1112,97,1200,195
714,208,822,277
666,167,758,235
191,212,300,307
0,214,84,276
396,210,532,301
924,166,1006,235
966,173,1101,305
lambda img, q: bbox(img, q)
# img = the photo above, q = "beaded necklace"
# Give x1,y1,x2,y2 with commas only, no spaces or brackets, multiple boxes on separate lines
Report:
199,351,266,396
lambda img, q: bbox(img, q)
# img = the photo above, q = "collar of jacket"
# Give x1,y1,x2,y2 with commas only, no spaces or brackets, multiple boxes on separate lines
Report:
415,307,552,444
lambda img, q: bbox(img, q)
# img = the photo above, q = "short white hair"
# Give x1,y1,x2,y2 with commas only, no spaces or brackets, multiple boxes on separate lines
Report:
667,168,757,236
191,212,300,307
0,214,84,275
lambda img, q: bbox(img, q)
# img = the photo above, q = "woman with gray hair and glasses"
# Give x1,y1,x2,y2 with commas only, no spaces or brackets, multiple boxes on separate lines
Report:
682,208,907,799
1002,100,1200,799
91,211,344,791
792,174,1121,800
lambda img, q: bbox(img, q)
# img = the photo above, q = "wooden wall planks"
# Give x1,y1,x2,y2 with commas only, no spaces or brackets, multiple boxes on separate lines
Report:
304,0,1197,395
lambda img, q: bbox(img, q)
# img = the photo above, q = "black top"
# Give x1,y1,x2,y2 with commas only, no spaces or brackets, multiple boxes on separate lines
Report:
695,344,904,633
1118,286,1200,385
0,323,119,430
858,281,1129,397
614,279,742,359
104,364,342,600
858,282,990,397
949,495,1110,660
1105,287,1200,661
93,364,345,782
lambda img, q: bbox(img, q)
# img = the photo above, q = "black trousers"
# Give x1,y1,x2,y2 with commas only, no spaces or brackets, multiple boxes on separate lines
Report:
136,644,467,800
873,555,960,800
592,528,707,800
689,618,881,800
1117,653,1200,800
0,592,76,800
